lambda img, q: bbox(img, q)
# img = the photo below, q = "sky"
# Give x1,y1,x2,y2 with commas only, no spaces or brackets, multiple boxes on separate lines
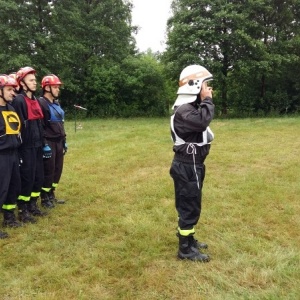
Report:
131,0,172,52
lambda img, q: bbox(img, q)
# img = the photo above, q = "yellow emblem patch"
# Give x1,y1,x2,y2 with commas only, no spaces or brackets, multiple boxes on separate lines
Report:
1,111,21,134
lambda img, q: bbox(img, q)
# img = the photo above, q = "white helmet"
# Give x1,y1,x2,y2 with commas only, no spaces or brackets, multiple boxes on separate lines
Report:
172,64,213,109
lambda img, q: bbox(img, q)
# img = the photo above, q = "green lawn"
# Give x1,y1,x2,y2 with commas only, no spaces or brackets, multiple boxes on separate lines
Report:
1,117,299,300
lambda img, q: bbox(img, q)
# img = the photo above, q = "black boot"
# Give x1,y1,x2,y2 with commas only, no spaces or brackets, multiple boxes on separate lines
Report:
177,234,210,262
0,231,9,239
189,235,208,249
18,201,37,224
28,197,48,217
41,191,55,209
2,209,23,228
176,232,208,249
49,189,65,204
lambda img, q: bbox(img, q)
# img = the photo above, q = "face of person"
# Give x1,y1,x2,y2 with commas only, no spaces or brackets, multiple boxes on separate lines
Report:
3,86,15,102
48,85,60,98
200,80,213,100
22,73,37,91
45,84,60,100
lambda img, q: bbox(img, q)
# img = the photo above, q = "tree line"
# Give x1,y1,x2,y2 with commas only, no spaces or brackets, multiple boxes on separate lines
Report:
1,0,299,118
163,0,300,116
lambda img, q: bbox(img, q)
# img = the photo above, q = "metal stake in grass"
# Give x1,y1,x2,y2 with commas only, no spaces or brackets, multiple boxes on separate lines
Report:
74,104,88,132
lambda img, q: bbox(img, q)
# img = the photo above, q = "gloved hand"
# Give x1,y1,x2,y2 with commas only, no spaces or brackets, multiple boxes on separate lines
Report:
63,142,68,155
43,144,52,158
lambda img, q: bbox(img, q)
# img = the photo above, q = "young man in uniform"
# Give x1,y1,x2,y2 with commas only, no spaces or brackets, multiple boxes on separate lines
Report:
38,74,67,208
12,66,49,223
0,74,22,238
170,64,215,262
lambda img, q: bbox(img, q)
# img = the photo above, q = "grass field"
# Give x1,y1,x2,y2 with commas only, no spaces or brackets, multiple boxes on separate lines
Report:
1,117,299,300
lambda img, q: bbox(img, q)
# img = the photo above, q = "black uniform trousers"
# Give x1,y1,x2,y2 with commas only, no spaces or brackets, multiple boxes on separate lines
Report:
43,140,64,189
18,146,44,200
170,160,206,231
0,150,21,209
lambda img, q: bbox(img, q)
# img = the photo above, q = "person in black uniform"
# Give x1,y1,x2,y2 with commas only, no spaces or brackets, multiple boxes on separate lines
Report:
170,64,215,262
12,66,49,223
38,74,67,208
0,75,23,238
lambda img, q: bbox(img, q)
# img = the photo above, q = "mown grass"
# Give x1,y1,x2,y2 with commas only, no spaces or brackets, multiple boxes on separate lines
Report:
0,117,299,300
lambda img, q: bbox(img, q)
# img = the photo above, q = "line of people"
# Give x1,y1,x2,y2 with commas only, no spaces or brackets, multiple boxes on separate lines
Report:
0,67,67,239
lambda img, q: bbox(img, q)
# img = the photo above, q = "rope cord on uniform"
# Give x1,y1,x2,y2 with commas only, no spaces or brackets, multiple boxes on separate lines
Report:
186,143,200,189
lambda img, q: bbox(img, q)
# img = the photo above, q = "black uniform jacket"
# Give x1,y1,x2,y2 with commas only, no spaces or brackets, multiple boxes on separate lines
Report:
12,92,43,149
171,97,215,164
0,103,22,151
38,96,66,144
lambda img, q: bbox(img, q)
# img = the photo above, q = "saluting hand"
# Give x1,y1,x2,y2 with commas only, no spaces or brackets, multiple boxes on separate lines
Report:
200,82,213,101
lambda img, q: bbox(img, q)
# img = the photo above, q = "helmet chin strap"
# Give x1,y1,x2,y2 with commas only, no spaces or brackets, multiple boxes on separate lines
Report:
44,86,58,100
21,80,35,96
0,89,11,103
50,86,58,100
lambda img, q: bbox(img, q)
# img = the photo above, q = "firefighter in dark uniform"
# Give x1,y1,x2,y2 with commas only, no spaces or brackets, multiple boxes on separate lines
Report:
38,74,67,208
170,64,215,262
12,66,49,223
0,74,22,238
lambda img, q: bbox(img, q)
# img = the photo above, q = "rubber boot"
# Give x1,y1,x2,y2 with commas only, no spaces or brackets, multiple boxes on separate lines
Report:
27,197,48,217
177,234,210,262
18,201,37,224
2,209,23,228
49,189,65,204
176,232,208,249
41,190,55,209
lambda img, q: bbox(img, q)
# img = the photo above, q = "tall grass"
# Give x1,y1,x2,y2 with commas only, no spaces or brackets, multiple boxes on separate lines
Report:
1,117,299,300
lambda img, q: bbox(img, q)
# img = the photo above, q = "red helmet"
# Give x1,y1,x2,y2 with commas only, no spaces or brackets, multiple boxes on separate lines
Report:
0,74,18,88
8,72,17,81
16,66,36,84
8,73,20,89
41,74,62,89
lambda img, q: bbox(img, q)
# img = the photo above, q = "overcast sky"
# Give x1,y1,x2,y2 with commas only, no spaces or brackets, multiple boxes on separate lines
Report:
131,0,172,52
